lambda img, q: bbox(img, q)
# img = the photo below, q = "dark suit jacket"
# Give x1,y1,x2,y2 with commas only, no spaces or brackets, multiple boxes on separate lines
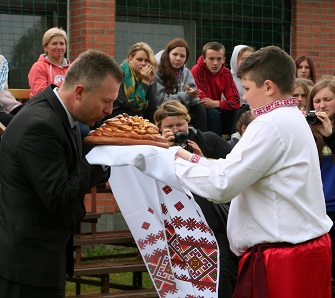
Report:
0,85,107,287
0,110,13,127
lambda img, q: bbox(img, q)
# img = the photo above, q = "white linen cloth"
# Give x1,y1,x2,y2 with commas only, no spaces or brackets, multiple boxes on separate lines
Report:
175,104,333,256
86,145,218,297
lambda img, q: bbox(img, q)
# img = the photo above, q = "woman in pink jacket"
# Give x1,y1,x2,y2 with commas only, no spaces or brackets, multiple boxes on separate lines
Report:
28,27,70,98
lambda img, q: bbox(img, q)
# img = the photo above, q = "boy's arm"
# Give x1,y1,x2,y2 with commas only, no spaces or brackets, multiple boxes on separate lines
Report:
219,70,240,111
191,65,207,100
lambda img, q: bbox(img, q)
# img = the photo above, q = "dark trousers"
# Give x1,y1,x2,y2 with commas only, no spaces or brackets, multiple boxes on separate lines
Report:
206,108,237,136
0,275,66,298
189,103,207,132
193,194,239,298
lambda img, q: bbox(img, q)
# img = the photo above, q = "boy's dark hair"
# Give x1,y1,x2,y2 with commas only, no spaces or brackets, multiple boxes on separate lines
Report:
202,42,225,58
237,46,296,95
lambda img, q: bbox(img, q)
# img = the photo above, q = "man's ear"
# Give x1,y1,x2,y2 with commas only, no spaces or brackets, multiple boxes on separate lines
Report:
74,84,85,101
264,80,276,95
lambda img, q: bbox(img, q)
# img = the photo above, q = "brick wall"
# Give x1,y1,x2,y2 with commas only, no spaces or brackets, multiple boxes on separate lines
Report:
292,1,335,80
84,184,121,214
69,0,116,60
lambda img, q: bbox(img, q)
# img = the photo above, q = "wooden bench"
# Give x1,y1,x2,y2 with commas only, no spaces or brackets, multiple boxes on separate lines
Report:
67,185,153,296
73,259,147,276
67,288,158,297
74,230,135,247
8,88,30,103
73,230,136,265
67,259,148,293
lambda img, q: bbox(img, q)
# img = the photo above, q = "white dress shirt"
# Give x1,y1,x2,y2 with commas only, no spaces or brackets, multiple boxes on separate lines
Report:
175,99,333,256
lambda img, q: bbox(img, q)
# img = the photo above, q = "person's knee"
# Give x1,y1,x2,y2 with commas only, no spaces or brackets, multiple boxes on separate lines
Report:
206,108,220,118
206,108,222,135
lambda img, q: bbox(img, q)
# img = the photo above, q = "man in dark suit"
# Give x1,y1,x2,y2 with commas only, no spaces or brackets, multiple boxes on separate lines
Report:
0,110,13,127
0,49,123,297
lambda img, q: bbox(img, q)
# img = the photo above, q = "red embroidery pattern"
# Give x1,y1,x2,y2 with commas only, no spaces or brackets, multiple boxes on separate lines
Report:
142,222,151,230
253,97,298,117
161,203,168,215
131,185,217,296
143,248,178,297
137,223,217,297
189,154,201,163
162,185,172,194
148,207,154,214
169,217,212,234
165,224,217,293
137,230,165,250
174,201,185,211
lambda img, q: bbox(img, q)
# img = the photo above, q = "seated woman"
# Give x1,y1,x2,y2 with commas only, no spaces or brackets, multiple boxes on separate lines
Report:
155,38,207,131
154,100,238,298
0,54,22,114
28,27,70,98
103,42,157,124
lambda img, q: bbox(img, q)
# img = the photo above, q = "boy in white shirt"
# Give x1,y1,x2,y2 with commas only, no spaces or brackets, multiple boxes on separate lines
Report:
175,45,332,298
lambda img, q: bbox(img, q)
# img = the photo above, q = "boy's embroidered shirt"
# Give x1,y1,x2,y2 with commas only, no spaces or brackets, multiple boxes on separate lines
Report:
252,98,297,117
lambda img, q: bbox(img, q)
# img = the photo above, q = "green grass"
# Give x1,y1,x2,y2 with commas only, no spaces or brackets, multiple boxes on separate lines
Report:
65,245,155,296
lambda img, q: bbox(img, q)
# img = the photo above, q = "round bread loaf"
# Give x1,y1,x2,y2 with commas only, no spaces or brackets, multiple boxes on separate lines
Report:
84,114,168,148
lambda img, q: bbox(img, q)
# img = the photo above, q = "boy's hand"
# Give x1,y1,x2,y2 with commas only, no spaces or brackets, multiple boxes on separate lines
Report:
200,97,220,108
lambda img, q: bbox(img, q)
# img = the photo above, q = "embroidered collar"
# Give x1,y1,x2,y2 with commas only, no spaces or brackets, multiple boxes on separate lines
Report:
252,98,297,117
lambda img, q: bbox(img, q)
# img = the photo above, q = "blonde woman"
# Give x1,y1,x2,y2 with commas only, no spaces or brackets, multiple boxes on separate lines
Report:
108,42,158,123
28,27,70,98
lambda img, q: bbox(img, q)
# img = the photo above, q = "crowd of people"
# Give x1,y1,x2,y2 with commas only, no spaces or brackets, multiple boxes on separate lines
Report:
0,26,335,298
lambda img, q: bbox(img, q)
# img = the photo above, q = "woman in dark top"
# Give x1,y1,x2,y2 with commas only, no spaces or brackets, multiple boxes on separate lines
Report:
154,99,238,298
306,78,335,278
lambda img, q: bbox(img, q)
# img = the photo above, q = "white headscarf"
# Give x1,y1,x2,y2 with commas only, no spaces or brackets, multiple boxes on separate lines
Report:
230,45,249,105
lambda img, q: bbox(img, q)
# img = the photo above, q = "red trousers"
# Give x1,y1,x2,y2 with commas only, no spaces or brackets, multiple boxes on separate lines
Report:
233,234,332,298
